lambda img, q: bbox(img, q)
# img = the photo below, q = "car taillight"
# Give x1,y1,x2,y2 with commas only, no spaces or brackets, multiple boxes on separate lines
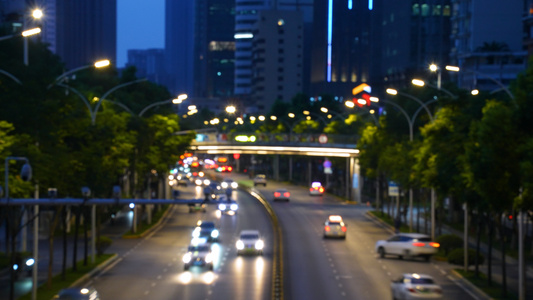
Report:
310,188,314,192
341,226,347,232
284,192,290,197
319,187,324,193
407,288,417,293
429,242,440,248
274,192,281,197
324,226,330,232
412,242,426,247
228,166,233,171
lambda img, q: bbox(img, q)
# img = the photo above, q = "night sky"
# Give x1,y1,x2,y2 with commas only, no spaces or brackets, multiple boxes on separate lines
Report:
117,0,165,68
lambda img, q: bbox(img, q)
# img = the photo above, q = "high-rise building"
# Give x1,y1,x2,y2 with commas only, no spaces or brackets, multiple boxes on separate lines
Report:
193,0,235,98
1,0,116,69
165,0,195,95
449,0,527,92
234,0,270,97
310,0,378,99
127,49,167,85
379,1,453,89
251,10,304,112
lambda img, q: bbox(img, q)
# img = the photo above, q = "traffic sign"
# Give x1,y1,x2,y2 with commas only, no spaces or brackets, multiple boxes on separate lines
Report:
388,181,399,197
318,134,328,144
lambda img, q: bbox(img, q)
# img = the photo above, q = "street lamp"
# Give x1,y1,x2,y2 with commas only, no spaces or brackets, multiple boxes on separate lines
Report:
226,105,236,114
47,59,111,89
444,64,515,103
24,8,43,66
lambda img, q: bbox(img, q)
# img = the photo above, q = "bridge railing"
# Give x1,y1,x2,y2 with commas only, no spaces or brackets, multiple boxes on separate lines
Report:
192,132,359,146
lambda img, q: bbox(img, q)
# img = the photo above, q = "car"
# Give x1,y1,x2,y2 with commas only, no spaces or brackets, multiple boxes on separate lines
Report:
390,273,443,299
323,215,347,239
182,241,214,271
175,173,189,186
221,178,238,189
195,177,211,186
53,287,100,300
236,230,264,255
217,199,239,215
253,174,267,186
192,220,220,242
375,233,440,261
273,188,290,201
188,200,207,213
309,181,324,196
208,182,223,194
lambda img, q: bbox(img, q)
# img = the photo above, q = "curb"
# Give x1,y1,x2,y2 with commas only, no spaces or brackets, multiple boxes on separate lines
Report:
449,269,494,300
69,253,119,288
121,204,175,239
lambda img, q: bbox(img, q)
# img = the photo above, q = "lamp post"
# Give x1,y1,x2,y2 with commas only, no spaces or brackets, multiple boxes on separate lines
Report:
24,8,43,66
138,94,187,117
4,157,32,300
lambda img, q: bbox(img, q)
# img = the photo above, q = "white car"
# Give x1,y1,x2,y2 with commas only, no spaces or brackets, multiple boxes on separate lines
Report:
375,233,439,261
221,178,238,189
273,189,290,201
182,241,214,271
323,215,347,239
236,230,264,255
391,273,443,299
217,200,239,215
309,181,324,196
253,174,267,186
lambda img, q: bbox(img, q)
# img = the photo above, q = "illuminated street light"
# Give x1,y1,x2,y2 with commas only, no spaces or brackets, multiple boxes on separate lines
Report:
303,110,310,115
94,59,110,68
32,9,43,19
270,115,277,121
320,107,328,113
258,115,266,121
471,89,479,96
172,94,188,104
21,28,41,37
344,101,355,108
411,79,425,87
48,59,112,88
226,105,236,114
288,113,295,118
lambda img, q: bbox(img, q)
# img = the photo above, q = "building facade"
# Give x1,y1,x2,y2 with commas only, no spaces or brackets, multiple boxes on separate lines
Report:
1,0,116,69
310,0,378,99
126,49,167,85
251,9,304,113
449,0,527,92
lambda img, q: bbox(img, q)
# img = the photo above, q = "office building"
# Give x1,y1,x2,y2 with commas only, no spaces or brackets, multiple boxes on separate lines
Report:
1,0,116,69
310,0,378,99
449,0,527,92
126,49,167,85
251,9,304,112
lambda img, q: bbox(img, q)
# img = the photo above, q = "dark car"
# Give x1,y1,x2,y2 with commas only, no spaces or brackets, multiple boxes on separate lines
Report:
53,287,100,300
192,220,220,242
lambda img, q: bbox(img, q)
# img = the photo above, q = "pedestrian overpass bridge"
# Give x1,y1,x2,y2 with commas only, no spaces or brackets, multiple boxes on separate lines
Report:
187,130,362,203
188,131,360,158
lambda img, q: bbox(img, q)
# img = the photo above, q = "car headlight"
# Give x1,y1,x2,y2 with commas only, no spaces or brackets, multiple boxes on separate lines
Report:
205,253,213,263
231,182,238,188
230,204,238,211
221,182,228,188
183,253,192,263
255,240,264,250
236,240,244,250
204,179,210,185
192,229,200,238
218,204,226,210
211,230,219,238
195,179,202,185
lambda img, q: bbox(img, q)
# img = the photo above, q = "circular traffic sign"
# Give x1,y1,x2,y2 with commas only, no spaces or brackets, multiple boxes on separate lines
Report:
318,134,328,144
